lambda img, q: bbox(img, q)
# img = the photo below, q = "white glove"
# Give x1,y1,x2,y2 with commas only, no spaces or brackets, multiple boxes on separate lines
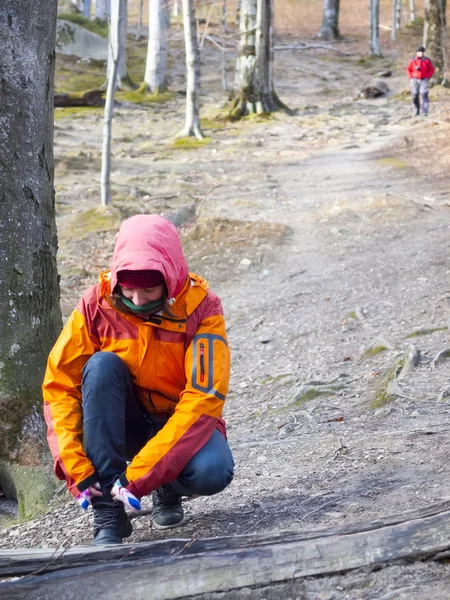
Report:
111,480,142,513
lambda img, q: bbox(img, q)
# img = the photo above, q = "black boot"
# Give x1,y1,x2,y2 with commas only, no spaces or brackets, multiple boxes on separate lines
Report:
152,485,185,529
91,494,133,545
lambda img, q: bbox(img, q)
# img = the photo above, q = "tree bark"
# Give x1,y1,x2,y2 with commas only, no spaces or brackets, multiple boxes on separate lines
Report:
319,0,340,41
369,0,382,56
173,0,180,17
136,0,144,39
101,0,120,206
94,0,110,20
410,0,416,22
107,0,135,89
222,0,228,33
178,0,203,138
423,0,447,83
229,0,287,117
81,0,91,17
0,0,62,521
144,0,168,93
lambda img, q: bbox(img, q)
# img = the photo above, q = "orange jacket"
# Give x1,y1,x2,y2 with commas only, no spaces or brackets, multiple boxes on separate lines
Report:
43,216,230,499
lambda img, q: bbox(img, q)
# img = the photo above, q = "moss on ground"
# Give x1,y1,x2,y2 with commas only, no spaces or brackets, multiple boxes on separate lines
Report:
59,207,121,241
362,345,388,359
377,157,408,169
406,326,448,338
117,85,175,105
58,14,108,38
168,137,213,150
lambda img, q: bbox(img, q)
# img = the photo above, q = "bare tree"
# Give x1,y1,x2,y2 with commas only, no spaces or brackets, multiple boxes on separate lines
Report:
144,0,168,92
178,0,203,138
319,0,341,41
410,0,416,22
222,0,228,34
370,0,382,56
173,0,180,17
107,0,135,89
95,0,110,20
101,0,121,206
82,0,91,17
136,0,144,40
0,0,62,520
229,0,286,116
391,0,401,40
423,0,447,83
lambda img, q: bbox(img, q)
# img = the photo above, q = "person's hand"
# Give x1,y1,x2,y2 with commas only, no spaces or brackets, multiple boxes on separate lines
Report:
111,479,141,513
76,483,102,510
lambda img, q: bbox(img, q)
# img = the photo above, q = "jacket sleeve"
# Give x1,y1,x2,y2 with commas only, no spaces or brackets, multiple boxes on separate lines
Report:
121,310,230,498
42,299,100,498
406,60,413,78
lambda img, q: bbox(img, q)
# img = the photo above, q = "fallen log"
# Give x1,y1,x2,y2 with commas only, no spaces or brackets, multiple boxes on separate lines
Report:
54,89,104,107
2,500,450,599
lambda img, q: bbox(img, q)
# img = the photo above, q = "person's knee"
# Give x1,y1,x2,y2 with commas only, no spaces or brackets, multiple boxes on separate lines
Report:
82,352,128,390
187,455,234,496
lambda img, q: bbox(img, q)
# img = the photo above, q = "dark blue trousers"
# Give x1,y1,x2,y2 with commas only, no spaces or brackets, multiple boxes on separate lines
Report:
81,352,234,496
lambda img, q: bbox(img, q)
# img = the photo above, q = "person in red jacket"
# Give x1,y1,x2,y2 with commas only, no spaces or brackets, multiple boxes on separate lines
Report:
407,46,434,116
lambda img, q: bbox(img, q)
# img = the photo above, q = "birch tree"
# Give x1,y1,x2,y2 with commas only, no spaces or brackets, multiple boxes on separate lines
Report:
136,0,144,40
410,0,416,22
319,0,341,41
101,0,121,205
107,0,134,89
144,0,168,92
178,0,203,138
391,0,401,40
95,0,110,21
229,0,286,117
0,0,62,520
173,0,180,17
370,0,382,56
82,0,91,17
423,0,447,82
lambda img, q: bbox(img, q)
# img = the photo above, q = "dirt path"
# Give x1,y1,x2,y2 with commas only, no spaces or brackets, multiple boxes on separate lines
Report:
3,39,450,597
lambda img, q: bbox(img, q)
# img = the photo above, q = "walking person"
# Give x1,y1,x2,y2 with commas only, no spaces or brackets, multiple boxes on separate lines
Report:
407,45,434,116
43,214,234,545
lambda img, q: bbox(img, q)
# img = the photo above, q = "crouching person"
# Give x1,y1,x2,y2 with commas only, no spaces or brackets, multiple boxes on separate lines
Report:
42,214,234,545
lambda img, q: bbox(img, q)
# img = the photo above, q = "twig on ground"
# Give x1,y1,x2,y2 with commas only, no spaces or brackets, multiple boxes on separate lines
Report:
431,347,450,370
301,500,336,521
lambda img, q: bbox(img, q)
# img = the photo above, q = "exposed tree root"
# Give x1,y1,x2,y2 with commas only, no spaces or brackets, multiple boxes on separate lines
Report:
431,347,450,370
176,124,204,140
227,90,293,119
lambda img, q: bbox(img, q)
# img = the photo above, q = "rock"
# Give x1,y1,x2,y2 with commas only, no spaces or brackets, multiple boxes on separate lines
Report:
360,79,391,99
56,20,108,61
165,203,196,228
375,70,393,78
240,258,252,267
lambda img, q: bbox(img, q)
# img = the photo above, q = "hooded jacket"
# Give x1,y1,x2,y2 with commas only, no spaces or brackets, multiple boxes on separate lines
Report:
43,215,230,499
407,56,434,80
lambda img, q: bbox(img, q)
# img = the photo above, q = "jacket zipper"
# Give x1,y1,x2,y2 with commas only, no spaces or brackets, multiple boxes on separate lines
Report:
199,343,205,383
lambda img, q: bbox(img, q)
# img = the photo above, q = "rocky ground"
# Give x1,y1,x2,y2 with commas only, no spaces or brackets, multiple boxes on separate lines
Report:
3,13,450,599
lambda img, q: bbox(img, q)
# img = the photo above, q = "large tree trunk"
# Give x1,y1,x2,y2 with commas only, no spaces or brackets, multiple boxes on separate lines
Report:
369,0,382,56
319,0,340,41
94,0,110,20
0,0,62,522
178,0,203,138
101,0,120,206
423,0,447,82
107,0,135,89
144,0,168,93
229,0,286,117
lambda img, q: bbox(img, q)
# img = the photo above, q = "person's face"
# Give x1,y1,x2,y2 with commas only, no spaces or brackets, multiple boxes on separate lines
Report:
120,285,164,306
417,51,424,58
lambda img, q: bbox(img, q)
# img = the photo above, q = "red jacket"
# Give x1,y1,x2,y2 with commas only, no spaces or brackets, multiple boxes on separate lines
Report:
407,56,434,80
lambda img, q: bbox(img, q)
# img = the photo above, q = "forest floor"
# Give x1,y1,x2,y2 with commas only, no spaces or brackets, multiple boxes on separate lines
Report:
3,12,450,600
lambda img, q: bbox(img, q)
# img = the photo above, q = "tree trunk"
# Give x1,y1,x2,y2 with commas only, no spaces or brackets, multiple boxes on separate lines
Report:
235,0,241,25
391,0,398,40
101,0,120,206
369,0,382,56
424,0,447,82
0,0,62,522
81,0,91,17
319,0,340,41
107,0,135,89
144,0,168,92
136,0,144,39
94,0,110,20
230,0,286,117
178,0,203,138
173,0,180,17
410,0,416,22
222,0,228,33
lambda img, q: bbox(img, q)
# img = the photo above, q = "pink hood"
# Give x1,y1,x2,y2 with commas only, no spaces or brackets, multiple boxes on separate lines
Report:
110,215,189,299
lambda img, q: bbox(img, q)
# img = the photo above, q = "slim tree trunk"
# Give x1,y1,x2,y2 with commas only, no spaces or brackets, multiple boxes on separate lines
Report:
319,0,340,41
178,0,203,138
82,0,91,17
230,0,287,117
145,0,168,92
235,0,241,25
136,0,144,39
95,0,110,20
101,0,120,206
173,0,180,17
107,0,135,89
410,0,416,22
222,0,228,33
370,0,382,56
424,0,447,82
0,0,62,521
